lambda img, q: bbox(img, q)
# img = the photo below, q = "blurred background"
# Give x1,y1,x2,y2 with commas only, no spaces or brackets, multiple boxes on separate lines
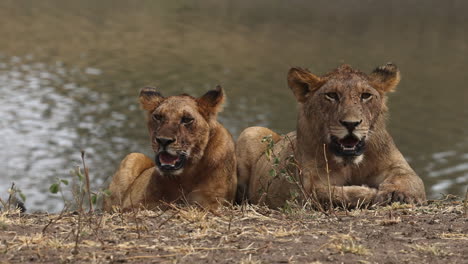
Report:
0,0,467,212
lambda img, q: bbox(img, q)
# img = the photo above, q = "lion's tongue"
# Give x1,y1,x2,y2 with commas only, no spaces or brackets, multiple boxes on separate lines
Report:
159,153,179,165
339,136,359,148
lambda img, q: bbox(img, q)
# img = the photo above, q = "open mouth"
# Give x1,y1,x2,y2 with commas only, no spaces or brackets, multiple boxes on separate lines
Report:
329,135,365,157
155,151,186,171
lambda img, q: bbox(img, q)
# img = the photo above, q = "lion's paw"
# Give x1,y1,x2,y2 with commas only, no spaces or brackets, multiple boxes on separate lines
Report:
375,184,424,205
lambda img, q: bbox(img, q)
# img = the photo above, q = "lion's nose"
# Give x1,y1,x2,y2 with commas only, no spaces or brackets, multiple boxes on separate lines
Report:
340,120,362,131
156,137,175,147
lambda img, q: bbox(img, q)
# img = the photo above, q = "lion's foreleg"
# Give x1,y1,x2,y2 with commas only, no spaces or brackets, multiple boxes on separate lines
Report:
310,185,377,208
375,170,426,205
236,127,281,203
104,153,155,211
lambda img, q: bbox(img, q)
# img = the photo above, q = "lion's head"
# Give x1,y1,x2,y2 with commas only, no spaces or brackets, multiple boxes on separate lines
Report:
139,86,224,176
288,63,400,164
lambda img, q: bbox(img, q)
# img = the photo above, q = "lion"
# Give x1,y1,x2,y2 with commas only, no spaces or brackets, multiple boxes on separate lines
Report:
103,85,237,211
236,63,426,208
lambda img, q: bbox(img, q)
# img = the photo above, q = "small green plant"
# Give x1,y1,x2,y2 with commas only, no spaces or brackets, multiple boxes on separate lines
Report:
48,154,111,212
49,177,69,204
259,135,326,213
9,183,26,205
47,150,111,255
0,183,26,212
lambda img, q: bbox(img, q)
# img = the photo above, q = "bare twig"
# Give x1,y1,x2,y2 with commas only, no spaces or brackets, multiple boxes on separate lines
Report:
129,195,141,239
158,209,180,228
42,205,69,234
72,209,83,255
323,144,334,213
72,156,87,256
81,150,93,213
227,206,234,233
7,183,15,210
0,196,7,210
464,187,467,218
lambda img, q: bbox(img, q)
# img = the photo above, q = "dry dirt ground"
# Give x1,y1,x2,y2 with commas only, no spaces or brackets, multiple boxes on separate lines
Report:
0,198,467,264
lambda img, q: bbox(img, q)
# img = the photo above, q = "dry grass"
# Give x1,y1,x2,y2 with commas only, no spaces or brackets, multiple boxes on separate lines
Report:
323,233,370,256
0,200,466,263
439,232,468,240
381,202,414,211
409,244,452,257
377,216,402,226
238,254,262,264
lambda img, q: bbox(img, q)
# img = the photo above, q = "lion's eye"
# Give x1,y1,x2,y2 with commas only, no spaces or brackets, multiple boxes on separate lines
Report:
325,92,339,101
361,93,373,101
181,116,194,125
152,114,162,121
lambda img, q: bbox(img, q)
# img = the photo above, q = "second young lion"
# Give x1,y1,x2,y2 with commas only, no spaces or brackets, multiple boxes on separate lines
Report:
237,63,426,208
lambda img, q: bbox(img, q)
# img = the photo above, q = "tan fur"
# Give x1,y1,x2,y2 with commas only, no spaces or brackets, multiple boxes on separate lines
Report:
235,127,281,203
104,86,237,211
237,63,426,208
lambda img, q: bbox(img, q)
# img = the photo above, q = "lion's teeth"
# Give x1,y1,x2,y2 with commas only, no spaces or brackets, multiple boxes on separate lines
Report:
341,145,356,151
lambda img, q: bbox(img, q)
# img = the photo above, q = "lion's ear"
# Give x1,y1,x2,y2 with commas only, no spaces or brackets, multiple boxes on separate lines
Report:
369,63,401,93
197,85,225,118
139,87,164,111
287,67,324,103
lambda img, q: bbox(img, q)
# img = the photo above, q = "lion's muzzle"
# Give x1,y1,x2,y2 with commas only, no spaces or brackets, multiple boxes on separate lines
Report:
155,151,187,172
329,134,366,157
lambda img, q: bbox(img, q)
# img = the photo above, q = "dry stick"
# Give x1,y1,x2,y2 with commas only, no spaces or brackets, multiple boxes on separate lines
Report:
323,144,334,213
81,151,93,213
158,201,182,228
158,209,180,228
80,152,106,244
72,163,87,256
285,135,326,213
73,208,83,255
80,152,98,243
129,195,141,239
6,182,16,210
464,187,468,218
42,205,69,234
85,207,106,245
227,206,235,233
0,197,7,210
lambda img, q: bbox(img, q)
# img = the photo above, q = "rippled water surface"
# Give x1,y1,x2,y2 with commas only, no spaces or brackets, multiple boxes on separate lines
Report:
1,0,467,212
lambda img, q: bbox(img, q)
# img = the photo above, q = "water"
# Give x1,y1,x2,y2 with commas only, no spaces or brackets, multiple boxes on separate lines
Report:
0,0,467,212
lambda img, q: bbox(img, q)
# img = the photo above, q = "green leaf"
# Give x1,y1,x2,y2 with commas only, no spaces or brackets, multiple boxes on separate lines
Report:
76,170,84,182
274,157,280,165
269,169,276,177
268,141,274,149
60,179,69,185
19,192,26,202
91,195,97,205
49,183,59,194
102,189,111,196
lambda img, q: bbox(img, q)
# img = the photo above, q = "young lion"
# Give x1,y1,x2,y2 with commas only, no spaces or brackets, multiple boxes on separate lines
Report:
237,63,426,208
104,86,237,211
